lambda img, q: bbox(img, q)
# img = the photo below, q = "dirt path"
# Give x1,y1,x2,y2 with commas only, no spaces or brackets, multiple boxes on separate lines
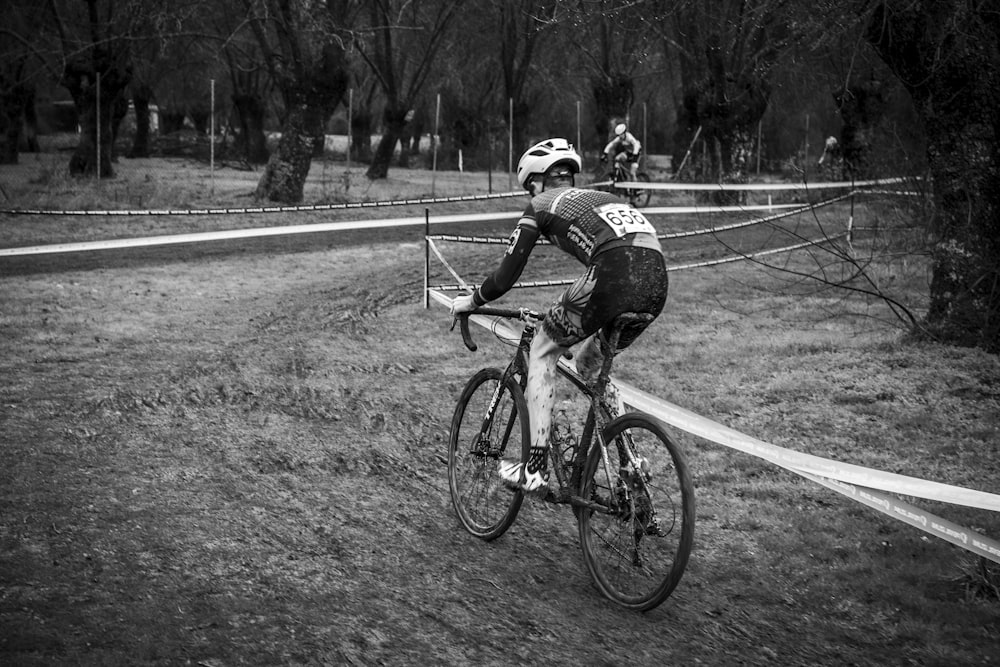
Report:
2,240,997,666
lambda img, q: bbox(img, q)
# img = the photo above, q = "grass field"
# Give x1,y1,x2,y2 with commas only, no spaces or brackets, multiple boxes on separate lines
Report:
1,155,998,665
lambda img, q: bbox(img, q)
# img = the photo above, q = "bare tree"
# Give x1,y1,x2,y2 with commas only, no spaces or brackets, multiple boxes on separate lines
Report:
866,0,1000,351
559,0,661,151
660,0,794,186
246,0,355,203
217,2,274,165
0,2,52,163
494,1,560,152
356,0,465,180
45,0,141,177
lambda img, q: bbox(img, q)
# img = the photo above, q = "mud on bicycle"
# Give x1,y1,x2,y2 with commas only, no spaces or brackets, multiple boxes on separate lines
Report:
447,306,694,611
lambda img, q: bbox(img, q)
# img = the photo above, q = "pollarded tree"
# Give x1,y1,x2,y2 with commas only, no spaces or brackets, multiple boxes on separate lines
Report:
660,0,795,184
245,0,356,203
865,0,1000,351
494,1,560,153
560,0,662,151
356,0,465,180
0,1,52,164
46,0,138,177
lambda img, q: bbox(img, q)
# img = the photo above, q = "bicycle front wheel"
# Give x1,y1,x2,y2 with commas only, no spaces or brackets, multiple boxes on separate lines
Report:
578,412,694,611
628,172,651,208
448,367,529,540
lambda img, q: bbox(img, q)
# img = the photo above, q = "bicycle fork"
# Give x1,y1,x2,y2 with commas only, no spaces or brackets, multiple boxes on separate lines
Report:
473,372,518,460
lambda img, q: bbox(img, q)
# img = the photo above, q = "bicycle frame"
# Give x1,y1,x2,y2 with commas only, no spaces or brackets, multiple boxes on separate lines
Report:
450,307,694,610
456,309,648,513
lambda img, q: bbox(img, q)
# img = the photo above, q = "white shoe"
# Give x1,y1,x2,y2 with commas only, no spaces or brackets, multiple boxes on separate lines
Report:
498,459,549,492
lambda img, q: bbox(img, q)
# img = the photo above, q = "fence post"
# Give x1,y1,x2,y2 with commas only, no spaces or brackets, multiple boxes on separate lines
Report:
576,100,581,155
432,93,440,197
508,97,513,191
423,208,430,308
210,79,215,197
95,72,101,182
642,102,647,170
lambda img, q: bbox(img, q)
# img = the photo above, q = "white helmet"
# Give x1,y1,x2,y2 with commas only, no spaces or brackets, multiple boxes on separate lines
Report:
614,123,627,136
516,138,582,191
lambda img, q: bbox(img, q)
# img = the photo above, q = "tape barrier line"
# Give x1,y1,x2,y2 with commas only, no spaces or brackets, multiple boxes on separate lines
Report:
426,237,471,291
612,177,908,191
645,203,801,214
666,233,849,272
5,182,870,258
429,232,848,291
658,193,850,240
798,472,1000,564
428,234,558,247
0,210,522,258
616,383,1000,511
1,190,527,217
428,288,1000,562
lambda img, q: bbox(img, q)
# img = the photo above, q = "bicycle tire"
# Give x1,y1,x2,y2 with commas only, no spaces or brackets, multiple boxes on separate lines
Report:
578,412,694,610
629,172,651,208
448,367,529,540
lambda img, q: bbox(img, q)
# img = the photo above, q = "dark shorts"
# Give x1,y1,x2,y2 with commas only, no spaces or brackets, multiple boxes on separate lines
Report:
543,245,668,348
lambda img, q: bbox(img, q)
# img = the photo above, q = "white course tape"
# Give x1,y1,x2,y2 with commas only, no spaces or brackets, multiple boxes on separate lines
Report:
613,177,908,191
429,289,1000,562
799,472,1000,564
616,383,1000,511
0,211,522,258
3,182,872,259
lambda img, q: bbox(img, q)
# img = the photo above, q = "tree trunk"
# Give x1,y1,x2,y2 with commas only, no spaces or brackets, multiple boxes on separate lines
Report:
868,2,1000,351
232,91,269,164
398,107,423,168
255,102,326,203
62,54,131,177
129,86,152,158
110,93,129,162
0,83,29,164
254,35,348,203
21,85,40,153
592,75,633,149
160,109,186,134
833,81,886,180
366,107,409,180
350,108,373,163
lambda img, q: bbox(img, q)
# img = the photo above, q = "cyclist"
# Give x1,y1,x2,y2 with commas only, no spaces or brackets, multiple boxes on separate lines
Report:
450,138,669,492
601,122,642,183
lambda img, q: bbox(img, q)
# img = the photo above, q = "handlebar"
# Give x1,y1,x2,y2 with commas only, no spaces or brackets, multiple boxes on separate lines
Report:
450,306,543,352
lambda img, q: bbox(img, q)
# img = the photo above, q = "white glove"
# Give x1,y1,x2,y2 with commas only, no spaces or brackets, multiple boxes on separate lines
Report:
450,293,477,316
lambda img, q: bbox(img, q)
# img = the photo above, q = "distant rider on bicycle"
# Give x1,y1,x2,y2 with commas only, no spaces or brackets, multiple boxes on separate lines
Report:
601,123,642,183
450,138,669,492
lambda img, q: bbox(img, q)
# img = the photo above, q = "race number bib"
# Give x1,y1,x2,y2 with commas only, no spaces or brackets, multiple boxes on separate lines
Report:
595,203,656,238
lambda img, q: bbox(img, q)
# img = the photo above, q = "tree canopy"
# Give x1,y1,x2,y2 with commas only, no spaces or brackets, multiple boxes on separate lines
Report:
3,0,998,350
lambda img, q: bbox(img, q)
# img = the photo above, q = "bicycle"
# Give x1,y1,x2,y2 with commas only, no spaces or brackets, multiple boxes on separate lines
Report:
447,306,694,611
602,158,651,209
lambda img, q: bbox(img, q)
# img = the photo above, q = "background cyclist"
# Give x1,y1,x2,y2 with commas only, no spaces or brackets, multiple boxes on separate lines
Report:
601,122,642,183
450,138,669,492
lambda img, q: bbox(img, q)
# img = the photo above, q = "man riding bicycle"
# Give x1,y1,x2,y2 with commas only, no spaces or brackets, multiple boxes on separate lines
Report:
450,138,669,492
602,123,642,183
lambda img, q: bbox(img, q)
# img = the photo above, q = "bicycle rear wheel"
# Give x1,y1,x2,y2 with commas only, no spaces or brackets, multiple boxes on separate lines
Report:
578,412,694,610
448,367,529,540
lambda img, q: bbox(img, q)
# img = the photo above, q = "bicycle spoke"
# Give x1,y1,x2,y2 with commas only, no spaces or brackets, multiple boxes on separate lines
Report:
578,413,694,610
449,368,528,540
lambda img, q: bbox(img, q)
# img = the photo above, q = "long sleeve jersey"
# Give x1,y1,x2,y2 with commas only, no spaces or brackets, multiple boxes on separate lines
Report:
473,187,661,305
